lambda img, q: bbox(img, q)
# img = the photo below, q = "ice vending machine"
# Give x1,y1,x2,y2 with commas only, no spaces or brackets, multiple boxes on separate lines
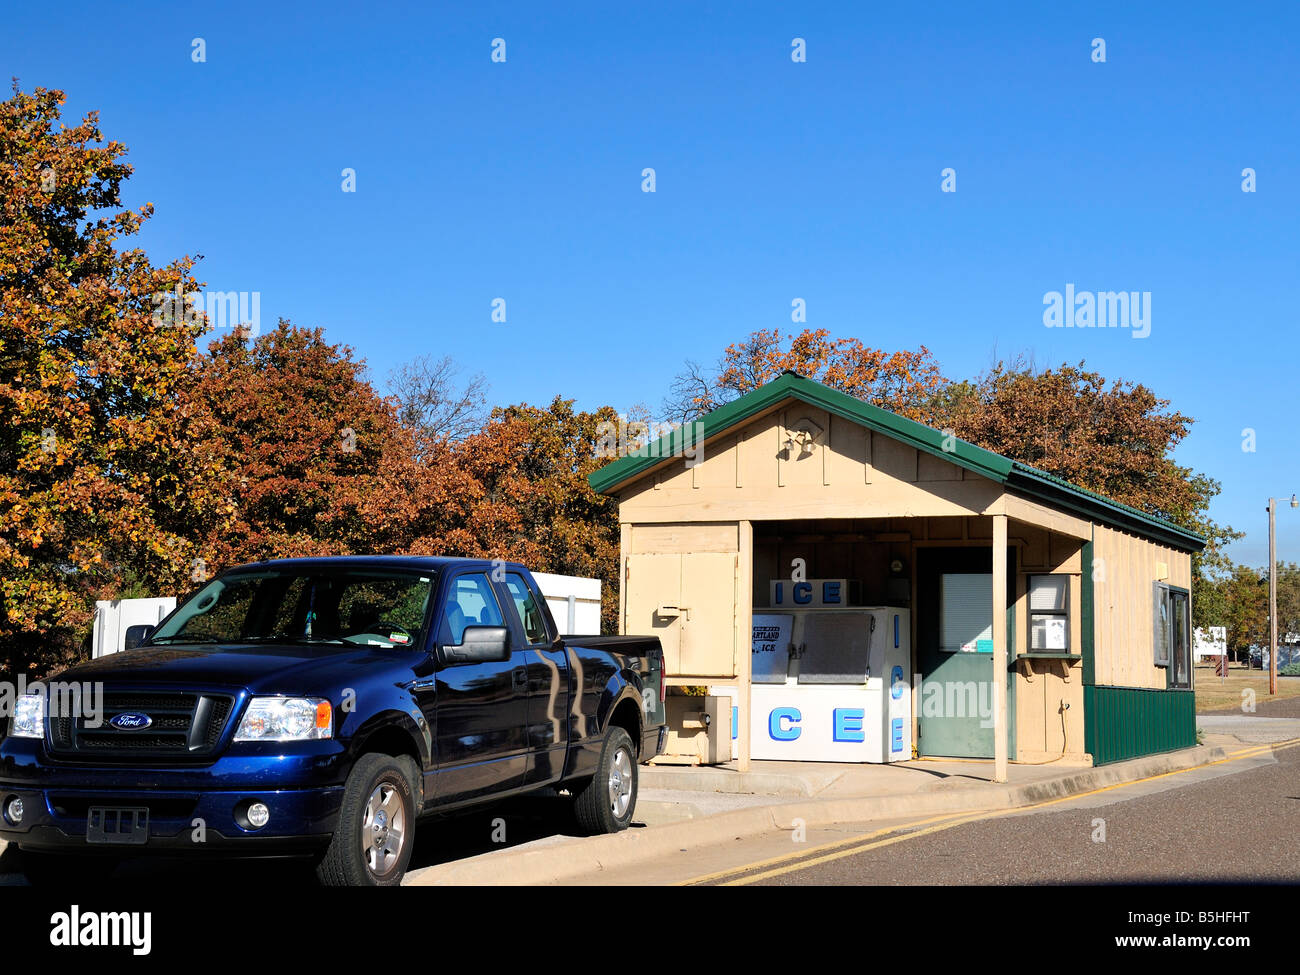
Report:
745,605,912,763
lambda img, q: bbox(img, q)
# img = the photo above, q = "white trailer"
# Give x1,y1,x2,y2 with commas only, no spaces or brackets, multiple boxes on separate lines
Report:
1193,625,1227,661
92,598,177,658
533,572,602,635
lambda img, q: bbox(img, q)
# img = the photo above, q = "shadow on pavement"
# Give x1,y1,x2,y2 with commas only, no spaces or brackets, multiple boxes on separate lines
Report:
0,791,597,887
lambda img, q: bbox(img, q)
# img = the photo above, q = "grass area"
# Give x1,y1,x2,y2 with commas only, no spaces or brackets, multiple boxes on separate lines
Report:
1193,662,1300,712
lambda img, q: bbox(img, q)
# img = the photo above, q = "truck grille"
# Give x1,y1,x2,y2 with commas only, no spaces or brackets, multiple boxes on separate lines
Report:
47,690,237,762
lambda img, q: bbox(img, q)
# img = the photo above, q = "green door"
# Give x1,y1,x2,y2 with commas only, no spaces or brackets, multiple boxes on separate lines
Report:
916,547,1016,758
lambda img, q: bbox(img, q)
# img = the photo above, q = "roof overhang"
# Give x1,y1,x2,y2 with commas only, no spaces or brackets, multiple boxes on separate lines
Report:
588,371,1205,553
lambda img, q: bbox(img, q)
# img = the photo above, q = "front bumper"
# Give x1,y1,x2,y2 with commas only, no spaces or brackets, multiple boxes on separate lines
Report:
0,737,347,853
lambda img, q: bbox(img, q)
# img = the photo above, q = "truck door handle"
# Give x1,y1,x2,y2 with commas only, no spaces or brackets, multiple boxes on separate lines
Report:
512,667,527,690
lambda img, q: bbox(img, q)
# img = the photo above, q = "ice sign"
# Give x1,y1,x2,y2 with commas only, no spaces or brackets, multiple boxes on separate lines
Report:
752,614,794,684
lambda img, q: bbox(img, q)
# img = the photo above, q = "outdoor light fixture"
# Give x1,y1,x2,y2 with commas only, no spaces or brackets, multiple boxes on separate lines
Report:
784,431,817,456
784,419,823,457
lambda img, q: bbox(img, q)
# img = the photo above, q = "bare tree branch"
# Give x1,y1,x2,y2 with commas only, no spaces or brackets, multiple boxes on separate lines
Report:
386,354,489,444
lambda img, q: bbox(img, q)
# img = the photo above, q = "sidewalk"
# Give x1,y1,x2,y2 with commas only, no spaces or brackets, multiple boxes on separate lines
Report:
405,716,1300,886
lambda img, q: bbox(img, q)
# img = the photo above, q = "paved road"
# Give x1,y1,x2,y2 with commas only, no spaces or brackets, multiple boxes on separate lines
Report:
705,741,1300,886
695,696,1300,887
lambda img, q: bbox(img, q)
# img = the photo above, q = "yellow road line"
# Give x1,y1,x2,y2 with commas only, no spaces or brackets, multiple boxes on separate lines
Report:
675,809,986,886
682,737,1300,887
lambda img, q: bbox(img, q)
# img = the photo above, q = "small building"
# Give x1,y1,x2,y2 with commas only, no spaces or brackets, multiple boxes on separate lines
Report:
589,372,1204,777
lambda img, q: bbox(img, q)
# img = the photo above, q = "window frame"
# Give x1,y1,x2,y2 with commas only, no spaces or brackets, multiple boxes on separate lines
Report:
437,571,507,650
1153,582,1192,690
502,572,552,648
1027,574,1070,653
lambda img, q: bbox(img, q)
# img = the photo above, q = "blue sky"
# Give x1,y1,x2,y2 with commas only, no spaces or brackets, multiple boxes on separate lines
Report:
4,1,1297,566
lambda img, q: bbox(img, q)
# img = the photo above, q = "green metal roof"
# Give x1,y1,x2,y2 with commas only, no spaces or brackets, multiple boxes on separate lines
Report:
588,371,1206,553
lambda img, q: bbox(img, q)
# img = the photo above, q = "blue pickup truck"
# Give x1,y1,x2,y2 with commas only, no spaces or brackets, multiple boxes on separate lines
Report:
0,557,667,886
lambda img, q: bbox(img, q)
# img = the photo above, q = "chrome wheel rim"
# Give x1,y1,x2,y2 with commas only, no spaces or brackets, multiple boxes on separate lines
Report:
361,782,406,878
608,747,633,818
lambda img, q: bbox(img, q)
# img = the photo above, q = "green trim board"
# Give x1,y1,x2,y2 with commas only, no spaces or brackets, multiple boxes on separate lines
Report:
1081,532,1095,686
588,371,1206,553
1083,684,1197,766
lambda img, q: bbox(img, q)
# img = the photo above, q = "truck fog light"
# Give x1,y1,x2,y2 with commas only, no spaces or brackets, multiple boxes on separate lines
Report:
5,797,23,825
247,802,270,829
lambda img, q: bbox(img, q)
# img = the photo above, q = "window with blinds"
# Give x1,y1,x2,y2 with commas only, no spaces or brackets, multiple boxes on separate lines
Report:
940,573,993,653
1028,575,1069,652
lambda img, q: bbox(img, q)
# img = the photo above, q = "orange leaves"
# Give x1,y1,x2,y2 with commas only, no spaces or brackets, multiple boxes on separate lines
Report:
705,328,948,423
1,84,231,677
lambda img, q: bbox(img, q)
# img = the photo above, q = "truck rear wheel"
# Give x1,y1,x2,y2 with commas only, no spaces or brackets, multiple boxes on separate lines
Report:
573,726,637,835
316,753,419,887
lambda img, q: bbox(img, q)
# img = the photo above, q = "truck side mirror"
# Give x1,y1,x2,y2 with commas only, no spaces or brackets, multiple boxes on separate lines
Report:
442,626,511,664
123,624,155,650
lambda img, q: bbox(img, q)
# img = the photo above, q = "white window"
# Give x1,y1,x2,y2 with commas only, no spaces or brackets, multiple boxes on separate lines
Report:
1028,575,1070,652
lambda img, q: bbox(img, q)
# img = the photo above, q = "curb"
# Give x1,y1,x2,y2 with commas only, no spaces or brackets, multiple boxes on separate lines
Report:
404,742,1229,885
640,765,836,797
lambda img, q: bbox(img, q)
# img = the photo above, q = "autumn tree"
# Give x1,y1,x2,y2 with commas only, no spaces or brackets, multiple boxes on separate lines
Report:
0,86,230,677
1207,565,1268,658
428,398,623,630
196,325,623,629
663,328,947,423
195,321,431,568
931,361,1239,590
385,353,488,446
1271,563,1300,644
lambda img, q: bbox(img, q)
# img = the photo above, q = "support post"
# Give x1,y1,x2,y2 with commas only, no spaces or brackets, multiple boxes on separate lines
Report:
993,514,1009,782
738,519,753,771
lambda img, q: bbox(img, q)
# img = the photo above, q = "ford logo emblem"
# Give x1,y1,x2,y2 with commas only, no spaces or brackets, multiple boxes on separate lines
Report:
109,712,153,731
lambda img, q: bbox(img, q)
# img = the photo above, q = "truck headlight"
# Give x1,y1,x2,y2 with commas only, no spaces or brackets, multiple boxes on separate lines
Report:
234,697,333,742
10,694,45,739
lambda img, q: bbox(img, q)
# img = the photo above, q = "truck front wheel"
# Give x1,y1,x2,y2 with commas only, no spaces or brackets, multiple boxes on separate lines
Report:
573,726,637,834
316,753,419,887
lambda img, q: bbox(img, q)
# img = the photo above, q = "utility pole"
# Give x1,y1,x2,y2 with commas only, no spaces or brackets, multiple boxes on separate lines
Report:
1269,499,1277,696
1267,494,1298,697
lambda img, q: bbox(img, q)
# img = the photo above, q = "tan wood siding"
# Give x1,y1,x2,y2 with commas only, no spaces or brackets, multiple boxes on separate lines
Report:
618,410,1003,525
1092,524,1192,689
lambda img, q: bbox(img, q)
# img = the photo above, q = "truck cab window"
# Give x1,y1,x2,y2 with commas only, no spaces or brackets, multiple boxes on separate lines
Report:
440,573,505,645
505,572,550,645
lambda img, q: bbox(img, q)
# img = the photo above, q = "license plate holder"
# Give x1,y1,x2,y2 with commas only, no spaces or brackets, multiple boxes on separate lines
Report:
86,807,149,845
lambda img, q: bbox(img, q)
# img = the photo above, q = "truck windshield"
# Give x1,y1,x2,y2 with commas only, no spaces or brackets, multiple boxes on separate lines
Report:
149,568,437,649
